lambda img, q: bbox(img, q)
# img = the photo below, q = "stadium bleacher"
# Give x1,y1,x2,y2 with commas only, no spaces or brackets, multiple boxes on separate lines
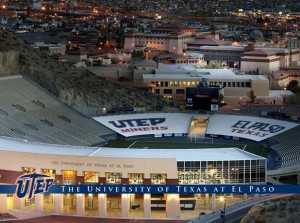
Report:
0,76,116,146
268,125,300,169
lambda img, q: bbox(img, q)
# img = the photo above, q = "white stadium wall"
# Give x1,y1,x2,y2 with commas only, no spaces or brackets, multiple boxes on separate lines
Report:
206,114,298,141
94,113,298,141
93,113,196,137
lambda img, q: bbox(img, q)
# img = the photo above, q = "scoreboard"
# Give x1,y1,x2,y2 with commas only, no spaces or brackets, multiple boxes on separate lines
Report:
186,86,219,111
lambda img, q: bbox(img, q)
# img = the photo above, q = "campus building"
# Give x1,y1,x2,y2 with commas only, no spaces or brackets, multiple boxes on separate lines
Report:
0,76,298,220
288,38,300,52
124,23,221,55
273,66,300,88
0,137,266,218
140,65,283,105
31,42,66,56
124,23,200,54
198,44,300,71
1,111,298,218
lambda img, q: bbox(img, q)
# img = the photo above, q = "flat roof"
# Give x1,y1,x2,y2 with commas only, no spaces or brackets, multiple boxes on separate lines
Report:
143,73,268,80
199,46,244,50
0,137,264,161
198,45,297,53
268,90,294,97
155,65,236,76
90,147,264,161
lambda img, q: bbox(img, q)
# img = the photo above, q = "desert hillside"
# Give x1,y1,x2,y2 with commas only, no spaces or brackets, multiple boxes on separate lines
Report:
0,29,175,112
241,198,300,223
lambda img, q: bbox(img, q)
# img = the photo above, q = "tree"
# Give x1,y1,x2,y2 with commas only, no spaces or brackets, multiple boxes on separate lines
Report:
247,89,256,103
204,61,222,69
286,95,300,105
219,93,224,103
287,80,299,93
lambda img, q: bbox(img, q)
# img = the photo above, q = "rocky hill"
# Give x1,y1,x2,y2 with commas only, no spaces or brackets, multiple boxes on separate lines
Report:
241,197,300,223
0,29,176,112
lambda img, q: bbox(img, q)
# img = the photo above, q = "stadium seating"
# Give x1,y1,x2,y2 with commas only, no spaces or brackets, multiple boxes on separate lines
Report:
270,126,300,144
268,125,300,169
0,76,116,146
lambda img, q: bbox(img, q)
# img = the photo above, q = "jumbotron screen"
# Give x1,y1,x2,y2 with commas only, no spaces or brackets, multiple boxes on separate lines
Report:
186,87,219,111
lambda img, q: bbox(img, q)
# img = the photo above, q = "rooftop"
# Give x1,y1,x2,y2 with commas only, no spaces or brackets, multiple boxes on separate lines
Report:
199,45,244,51
155,65,236,75
188,37,228,46
242,49,277,57
133,60,158,67
151,22,194,33
143,73,268,80
0,137,264,161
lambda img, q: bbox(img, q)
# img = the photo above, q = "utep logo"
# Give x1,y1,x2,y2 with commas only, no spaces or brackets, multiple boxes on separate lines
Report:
109,118,166,128
15,173,54,199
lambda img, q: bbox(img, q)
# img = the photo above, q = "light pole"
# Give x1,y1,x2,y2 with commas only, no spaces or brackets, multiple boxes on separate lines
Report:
155,91,156,112
154,82,161,112
219,196,226,223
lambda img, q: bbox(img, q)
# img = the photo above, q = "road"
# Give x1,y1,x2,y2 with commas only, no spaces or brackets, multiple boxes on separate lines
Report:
206,205,252,223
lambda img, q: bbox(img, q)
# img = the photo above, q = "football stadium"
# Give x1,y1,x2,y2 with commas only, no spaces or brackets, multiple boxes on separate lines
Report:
0,75,299,221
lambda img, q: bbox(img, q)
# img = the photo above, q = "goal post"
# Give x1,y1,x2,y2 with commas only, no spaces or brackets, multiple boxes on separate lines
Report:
190,136,214,144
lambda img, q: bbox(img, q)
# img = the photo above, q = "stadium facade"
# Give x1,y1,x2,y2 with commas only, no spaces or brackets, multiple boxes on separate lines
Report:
0,137,266,218
0,75,299,219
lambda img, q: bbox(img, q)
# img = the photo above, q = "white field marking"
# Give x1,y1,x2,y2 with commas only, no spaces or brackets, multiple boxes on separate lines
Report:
127,140,137,149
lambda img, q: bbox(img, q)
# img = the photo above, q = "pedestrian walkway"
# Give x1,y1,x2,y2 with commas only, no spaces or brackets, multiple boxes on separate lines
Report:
1,215,188,223
1,209,50,221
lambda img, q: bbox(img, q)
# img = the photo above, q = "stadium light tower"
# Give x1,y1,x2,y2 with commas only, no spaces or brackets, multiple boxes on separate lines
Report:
219,196,226,223
154,82,161,112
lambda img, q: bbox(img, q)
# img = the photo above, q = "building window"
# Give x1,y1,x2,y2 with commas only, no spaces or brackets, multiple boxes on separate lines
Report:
150,173,167,184
106,172,122,184
164,89,172,94
42,169,56,179
178,161,201,184
178,170,200,184
176,89,185,94
62,170,77,185
128,173,144,184
84,172,99,183
245,82,251,87
165,82,168,87
22,167,36,173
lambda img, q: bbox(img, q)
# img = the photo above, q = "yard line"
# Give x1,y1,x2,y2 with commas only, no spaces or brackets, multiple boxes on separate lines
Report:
127,140,137,149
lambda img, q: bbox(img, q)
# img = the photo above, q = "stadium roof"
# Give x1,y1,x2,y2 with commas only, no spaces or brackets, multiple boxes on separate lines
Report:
0,137,264,161
89,147,264,161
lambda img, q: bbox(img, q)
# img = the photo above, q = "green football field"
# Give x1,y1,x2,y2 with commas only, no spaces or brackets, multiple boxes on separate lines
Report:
105,139,269,158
